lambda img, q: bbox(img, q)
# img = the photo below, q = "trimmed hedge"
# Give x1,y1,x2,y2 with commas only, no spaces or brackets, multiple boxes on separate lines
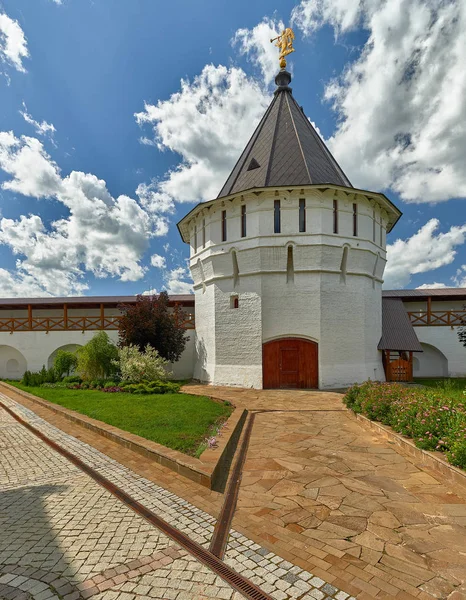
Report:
344,381,466,469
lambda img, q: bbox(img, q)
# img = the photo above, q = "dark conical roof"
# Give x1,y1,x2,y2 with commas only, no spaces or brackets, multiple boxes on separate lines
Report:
218,69,352,198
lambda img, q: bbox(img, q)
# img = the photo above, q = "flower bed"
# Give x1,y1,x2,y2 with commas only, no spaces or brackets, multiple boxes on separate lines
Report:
344,381,466,469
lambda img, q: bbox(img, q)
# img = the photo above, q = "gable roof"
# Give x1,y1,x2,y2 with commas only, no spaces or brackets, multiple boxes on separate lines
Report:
379,298,423,352
217,69,352,198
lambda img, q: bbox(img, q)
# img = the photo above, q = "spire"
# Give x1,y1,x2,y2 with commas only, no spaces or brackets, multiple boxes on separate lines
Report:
217,68,352,198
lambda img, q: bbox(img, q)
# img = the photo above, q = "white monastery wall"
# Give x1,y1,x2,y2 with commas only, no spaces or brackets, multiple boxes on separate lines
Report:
412,327,466,378
0,311,195,381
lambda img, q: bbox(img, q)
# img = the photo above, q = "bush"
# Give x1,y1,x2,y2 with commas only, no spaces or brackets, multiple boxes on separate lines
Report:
120,380,180,394
118,344,170,383
54,350,78,379
344,381,466,469
22,365,57,386
62,375,82,384
76,332,119,380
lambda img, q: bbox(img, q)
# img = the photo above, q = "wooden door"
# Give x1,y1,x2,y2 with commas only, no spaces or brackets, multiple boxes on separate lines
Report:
263,338,318,389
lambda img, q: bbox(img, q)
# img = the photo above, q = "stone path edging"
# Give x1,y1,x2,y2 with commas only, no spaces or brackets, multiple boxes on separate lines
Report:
352,410,466,489
0,382,246,490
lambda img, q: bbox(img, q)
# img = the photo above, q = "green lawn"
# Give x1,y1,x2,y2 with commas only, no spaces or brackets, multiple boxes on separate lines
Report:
8,383,232,456
414,378,466,396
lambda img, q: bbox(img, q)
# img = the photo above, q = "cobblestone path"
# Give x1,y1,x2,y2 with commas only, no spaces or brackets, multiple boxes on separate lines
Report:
0,394,354,600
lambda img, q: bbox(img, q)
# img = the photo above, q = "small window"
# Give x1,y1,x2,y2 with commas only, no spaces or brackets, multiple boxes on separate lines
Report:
333,199,338,234
274,200,281,234
380,221,383,246
241,205,246,238
372,209,376,242
353,203,358,237
221,210,227,242
193,225,197,252
202,218,206,248
299,198,306,232
230,295,239,309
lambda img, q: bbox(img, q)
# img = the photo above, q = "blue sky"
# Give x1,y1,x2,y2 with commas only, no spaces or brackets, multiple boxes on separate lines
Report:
0,0,465,297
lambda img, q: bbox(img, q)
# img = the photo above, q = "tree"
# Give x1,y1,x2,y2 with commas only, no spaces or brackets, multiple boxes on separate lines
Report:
76,331,119,380
458,307,466,348
118,292,187,362
53,350,78,378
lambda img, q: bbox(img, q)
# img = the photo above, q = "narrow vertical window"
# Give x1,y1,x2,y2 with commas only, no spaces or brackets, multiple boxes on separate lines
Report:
380,221,383,246
286,245,294,283
353,203,358,237
299,198,306,232
221,210,227,242
202,218,206,248
193,225,197,252
333,199,338,234
241,205,246,238
274,200,281,234
372,209,376,242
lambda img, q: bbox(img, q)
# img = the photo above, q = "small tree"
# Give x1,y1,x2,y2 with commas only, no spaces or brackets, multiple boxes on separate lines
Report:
458,307,466,348
54,350,78,378
76,331,119,380
118,292,187,362
118,344,170,382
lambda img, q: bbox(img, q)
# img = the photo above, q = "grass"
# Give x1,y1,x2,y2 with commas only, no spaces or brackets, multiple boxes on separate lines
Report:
7,382,233,456
414,378,466,394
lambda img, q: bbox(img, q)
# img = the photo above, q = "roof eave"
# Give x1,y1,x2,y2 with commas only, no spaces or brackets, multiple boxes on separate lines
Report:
177,183,402,243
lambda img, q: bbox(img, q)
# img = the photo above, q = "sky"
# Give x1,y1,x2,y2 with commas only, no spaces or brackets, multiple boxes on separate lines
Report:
0,0,466,298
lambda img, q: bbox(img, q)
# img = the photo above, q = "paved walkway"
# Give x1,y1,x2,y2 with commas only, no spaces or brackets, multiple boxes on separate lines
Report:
2,383,466,600
184,385,466,600
0,393,354,600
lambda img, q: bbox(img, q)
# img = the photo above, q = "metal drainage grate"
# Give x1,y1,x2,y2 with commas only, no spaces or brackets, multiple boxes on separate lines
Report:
210,411,256,558
0,400,273,600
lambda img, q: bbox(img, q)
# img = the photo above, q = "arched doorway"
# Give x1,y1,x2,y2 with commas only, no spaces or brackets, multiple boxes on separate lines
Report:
263,338,318,389
47,344,82,370
0,346,27,379
415,343,448,378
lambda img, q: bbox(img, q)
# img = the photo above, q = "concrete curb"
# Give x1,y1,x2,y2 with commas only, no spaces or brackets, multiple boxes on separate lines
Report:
0,381,246,490
352,410,466,489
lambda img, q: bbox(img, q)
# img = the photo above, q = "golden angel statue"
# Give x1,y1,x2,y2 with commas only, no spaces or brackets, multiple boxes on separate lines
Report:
270,27,295,68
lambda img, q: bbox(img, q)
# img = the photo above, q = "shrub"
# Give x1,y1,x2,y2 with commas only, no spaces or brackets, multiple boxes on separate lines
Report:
22,366,57,386
344,381,466,470
54,350,78,379
118,344,170,383
76,332,119,380
62,375,82,384
120,380,180,394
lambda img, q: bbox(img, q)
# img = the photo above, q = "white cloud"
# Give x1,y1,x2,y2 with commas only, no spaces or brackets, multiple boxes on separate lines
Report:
0,12,29,73
384,219,466,289
0,132,170,296
20,103,56,139
416,283,448,290
292,0,466,203
150,254,166,269
163,266,193,295
233,17,285,85
135,64,270,204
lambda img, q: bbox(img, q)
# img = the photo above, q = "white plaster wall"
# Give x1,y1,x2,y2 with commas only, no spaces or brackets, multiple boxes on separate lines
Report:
411,327,466,377
0,328,195,380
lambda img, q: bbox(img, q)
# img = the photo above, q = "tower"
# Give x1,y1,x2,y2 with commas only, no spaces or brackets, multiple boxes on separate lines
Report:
177,66,401,389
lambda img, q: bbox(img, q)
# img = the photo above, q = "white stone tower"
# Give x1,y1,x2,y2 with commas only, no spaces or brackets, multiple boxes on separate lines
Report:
178,68,401,389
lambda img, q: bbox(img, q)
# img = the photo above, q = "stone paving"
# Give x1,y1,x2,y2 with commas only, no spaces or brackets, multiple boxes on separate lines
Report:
0,393,355,600
184,385,466,600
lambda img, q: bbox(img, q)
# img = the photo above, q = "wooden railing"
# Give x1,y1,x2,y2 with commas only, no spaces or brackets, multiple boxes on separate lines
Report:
0,314,195,333
408,310,466,326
